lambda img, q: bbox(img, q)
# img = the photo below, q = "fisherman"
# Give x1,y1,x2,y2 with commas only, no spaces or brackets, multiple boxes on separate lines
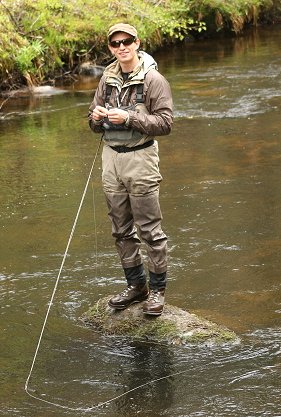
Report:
88,23,173,316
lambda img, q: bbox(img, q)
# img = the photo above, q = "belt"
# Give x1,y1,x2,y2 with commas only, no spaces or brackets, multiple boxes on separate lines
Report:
109,140,154,153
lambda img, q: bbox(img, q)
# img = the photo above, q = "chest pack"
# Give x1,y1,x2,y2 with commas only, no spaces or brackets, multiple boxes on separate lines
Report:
102,83,148,142
105,83,144,106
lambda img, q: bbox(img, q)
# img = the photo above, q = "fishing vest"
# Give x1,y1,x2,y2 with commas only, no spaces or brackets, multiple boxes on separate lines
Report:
102,82,149,142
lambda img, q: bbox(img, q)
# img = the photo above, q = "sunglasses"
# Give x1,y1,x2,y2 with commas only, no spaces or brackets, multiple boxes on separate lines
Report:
109,37,136,48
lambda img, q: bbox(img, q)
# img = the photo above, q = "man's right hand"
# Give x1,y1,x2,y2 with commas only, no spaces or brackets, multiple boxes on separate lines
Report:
90,105,109,121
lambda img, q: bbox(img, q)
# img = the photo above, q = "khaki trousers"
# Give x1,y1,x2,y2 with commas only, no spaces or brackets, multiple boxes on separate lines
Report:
101,142,167,274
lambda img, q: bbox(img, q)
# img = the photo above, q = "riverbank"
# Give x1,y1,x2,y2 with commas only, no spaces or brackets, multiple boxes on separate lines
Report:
0,0,281,92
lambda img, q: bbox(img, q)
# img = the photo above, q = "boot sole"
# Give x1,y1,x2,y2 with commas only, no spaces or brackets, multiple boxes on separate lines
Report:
143,309,163,316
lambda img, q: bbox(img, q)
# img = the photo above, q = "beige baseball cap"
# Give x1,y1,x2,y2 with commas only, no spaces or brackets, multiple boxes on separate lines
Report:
107,23,138,40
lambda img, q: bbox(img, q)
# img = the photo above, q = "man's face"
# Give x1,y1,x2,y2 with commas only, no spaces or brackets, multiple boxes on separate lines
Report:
108,31,140,65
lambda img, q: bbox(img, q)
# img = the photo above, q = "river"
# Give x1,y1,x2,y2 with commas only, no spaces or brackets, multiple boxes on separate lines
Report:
0,26,280,417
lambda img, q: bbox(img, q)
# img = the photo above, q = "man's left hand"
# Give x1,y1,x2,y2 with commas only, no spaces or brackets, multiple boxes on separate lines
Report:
107,108,129,124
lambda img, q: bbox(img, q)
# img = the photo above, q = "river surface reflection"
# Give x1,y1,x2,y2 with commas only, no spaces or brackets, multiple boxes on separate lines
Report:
0,27,280,417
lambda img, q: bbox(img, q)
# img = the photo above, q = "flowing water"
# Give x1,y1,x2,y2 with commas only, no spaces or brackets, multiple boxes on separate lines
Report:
0,26,280,417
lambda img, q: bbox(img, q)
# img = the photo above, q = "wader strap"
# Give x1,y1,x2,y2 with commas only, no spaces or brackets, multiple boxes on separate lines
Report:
135,84,144,103
105,84,112,103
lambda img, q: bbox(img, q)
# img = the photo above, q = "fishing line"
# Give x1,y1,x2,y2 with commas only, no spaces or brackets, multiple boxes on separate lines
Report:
24,137,102,405
25,368,189,413
24,136,189,413
91,185,99,278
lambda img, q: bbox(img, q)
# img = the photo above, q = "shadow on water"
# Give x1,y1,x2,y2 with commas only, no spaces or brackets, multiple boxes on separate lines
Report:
0,27,281,416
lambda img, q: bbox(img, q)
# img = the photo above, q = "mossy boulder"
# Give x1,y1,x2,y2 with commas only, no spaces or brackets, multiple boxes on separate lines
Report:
81,296,239,346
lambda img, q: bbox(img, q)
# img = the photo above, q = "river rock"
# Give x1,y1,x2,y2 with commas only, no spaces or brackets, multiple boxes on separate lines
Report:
81,296,239,346
79,62,105,77
2,85,67,98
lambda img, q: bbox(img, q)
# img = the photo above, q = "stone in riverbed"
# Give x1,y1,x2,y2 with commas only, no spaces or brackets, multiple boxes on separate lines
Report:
78,62,105,77
81,296,239,346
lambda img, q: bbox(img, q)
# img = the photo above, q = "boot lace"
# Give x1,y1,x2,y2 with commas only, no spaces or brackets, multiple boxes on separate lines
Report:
120,285,135,297
147,290,161,303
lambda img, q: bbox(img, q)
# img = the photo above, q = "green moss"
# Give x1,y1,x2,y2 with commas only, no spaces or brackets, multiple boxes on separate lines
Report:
132,320,178,339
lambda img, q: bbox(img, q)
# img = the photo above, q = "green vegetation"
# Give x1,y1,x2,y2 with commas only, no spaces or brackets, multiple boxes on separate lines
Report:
0,0,279,90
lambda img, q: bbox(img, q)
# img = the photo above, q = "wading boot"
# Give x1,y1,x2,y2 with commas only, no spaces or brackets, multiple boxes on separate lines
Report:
108,283,149,310
143,289,165,316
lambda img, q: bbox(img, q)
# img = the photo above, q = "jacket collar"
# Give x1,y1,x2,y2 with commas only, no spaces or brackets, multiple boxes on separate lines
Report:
104,51,158,89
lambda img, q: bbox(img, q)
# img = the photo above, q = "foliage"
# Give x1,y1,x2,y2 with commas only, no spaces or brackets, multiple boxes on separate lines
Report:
259,0,281,23
0,0,279,90
188,0,272,33
16,40,46,73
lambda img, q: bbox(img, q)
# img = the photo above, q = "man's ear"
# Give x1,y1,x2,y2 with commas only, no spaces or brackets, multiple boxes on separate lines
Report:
108,45,115,56
135,39,141,50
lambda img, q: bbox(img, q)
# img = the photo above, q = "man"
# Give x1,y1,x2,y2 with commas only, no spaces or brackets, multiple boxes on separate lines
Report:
88,23,173,316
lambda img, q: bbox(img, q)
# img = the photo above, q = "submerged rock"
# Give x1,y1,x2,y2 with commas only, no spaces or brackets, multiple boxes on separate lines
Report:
79,62,105,77
81,296,239,346
2,85,67,98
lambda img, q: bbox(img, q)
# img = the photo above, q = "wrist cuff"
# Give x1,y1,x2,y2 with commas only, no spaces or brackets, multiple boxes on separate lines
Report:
124,113,130,127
